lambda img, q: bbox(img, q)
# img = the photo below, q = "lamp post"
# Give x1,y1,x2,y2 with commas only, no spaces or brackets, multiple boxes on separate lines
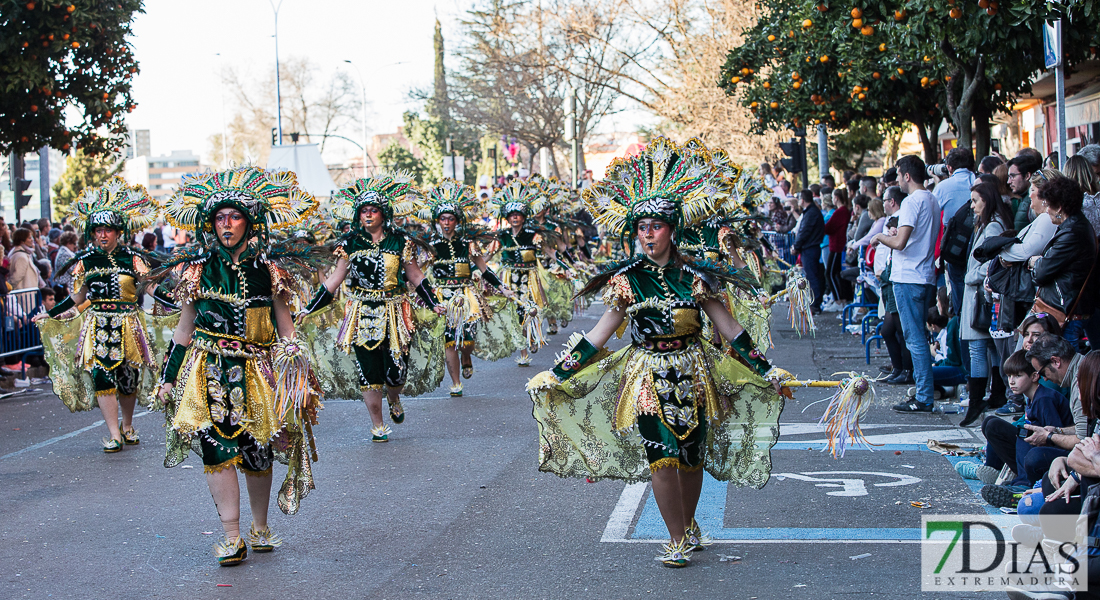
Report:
269,0,285,147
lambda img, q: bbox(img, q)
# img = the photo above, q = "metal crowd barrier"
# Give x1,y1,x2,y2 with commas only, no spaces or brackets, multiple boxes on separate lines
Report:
0,288,45,368
762,231,796,265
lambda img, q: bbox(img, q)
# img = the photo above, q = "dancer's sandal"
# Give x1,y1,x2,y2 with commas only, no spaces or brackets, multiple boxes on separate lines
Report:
654,538,692,568
461,361,473,379
247,523,282,553
388,398,405,424
685,519,713,551
120,425,139,445
102,437,123,453
449,383,463,397
516,355,531,367
548,325,558,335
213,536,247,566
371,424,392,443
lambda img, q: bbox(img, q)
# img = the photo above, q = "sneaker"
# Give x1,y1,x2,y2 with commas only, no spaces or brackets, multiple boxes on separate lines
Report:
959,397,970,408
954,461,999,484
654,539,692,568
1010,523,1044,547
995,401,1025,417
981,484,1028,508
892,400,933,413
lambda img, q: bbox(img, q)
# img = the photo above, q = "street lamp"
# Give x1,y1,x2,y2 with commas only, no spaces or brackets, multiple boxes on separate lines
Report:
269,0,285,147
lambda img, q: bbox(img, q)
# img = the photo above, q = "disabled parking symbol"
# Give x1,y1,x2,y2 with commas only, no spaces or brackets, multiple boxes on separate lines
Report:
772,471,922,497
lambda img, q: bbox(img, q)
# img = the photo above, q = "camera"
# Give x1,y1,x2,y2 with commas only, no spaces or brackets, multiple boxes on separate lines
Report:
1016,425,1030,439
927,163,950,179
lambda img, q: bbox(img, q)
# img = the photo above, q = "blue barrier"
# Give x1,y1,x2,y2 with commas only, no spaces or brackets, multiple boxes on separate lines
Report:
762,231,796,265
1,288,45,374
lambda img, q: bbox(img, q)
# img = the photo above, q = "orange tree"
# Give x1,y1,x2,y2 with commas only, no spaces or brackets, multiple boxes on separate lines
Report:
1,0,144,156
721,1,1099,162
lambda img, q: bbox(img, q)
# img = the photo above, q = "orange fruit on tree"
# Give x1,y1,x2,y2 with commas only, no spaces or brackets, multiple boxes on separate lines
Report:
861,25,873,35
986,7,997,15
994,83,1002,90
853,85,862,93
978,0,989,6
949,7,962,18
788,30,795,37
750,101,758,108
858,93,866,100
851,7,862,18
818,3,828,12
897,67,905,74
802,18,813,28
852,18,863,27
878,43,886,51
793,81,802,89
920,76,929,85
830,110,837,117
894,9,906,20
792,72,800,80
820,55,829,62
71,42,80,48
731,76,741,83
768,34,776,41
770,101,779,108
873,71,881,79
67,4,75,11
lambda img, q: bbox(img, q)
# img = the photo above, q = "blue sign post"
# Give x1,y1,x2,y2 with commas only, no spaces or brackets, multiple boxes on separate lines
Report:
1045,19,1066,169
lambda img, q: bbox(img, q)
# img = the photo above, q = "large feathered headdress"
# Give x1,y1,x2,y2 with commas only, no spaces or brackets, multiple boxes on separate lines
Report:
331,171,418,226
163,166,318,245
70,176,157,241
582,137,732,251
489,178,547,220
415,178,479,227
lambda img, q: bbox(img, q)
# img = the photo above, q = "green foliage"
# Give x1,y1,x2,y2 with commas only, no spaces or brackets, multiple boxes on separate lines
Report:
51,149,122,213
830,119,886,172
377,141,424,185
720,0,1099,157
1,0,145,156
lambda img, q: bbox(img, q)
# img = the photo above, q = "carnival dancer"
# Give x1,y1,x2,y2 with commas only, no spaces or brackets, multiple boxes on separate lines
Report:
529,175,575,334
527,138,783,568
154,166,324,566
34,177,159,453
300,172,445,442
413,179,521,397
490,179,554,366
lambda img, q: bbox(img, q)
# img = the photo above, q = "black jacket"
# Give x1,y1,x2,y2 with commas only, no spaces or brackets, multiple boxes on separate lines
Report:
793,203,825,254
1033,212,1099,315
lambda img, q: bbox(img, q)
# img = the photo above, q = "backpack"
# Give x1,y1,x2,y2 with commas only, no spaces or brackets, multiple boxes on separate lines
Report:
939,201,973,267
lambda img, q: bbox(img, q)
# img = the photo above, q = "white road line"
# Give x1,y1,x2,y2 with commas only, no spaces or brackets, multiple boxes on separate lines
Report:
600,482,648,542
1,410,154,461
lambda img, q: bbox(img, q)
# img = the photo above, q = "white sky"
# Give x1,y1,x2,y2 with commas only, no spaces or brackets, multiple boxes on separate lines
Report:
125,0,461,163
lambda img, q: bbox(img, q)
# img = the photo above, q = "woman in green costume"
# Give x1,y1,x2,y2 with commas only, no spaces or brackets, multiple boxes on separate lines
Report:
413,179,519,397
300,172,445,442
527,138,783,568
34,177,159,453
154,166,324,566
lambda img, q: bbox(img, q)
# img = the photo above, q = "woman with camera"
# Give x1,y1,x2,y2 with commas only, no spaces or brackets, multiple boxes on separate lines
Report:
959,182,1014,427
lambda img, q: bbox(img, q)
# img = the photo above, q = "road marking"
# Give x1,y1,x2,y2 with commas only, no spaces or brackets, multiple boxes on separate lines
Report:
1,410,154,461
600,482,647,542
771,471,922,497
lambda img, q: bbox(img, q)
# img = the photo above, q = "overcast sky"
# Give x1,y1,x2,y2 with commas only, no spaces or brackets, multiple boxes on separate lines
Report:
125,0,458,163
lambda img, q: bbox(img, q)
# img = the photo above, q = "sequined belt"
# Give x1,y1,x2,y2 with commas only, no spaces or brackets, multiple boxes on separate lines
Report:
194,329,272,358
90,300,136,312
502,262,537,271
346,288,406,302
436,277,472,288
638,335,697,353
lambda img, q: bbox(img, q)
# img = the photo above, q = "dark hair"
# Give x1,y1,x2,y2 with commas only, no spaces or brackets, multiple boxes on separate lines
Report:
945,147,976,171
970,181,1012,229
883,167,898,184
979,155,1004,174
832,187,849,207
846,178,860,195
799,189,814,205
1018,313,1063,337
820,186,834,200
1025,332,1076,365
937,286,951,317
926,306,948,328
1002,350,1036,377
883,186,905,205
854,194,870,210
39,287,54,299
1008,153,1042,177
1077,351,1100,420
1037,175,1084,215
810,183,822,195
141,232,156,251
895,155,927,182
11,228,31,247
58,231,78,247
885,216,899,228
859,175,877,190
779,180,791,193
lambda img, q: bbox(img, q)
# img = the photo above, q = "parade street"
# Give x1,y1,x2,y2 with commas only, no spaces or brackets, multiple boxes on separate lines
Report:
2,304,994,600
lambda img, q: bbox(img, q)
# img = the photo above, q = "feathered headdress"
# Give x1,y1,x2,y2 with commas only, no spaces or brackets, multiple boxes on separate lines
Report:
415,178,480,227
582,137,731,251
163,166,318,245
489,178,547,220
69,176,157,241
331,171,418,226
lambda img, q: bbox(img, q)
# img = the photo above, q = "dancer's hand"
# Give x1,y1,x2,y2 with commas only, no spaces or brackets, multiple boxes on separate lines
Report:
432,305,446,315
158,383,174,403
502,288,516,300
31,313,48,324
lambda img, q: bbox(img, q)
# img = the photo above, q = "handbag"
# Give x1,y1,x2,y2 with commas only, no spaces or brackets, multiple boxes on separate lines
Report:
987,256,1034,302
971,291,993,331
1031,263,1095,327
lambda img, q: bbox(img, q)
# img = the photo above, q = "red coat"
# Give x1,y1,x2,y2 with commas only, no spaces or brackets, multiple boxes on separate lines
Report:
823,205,851,253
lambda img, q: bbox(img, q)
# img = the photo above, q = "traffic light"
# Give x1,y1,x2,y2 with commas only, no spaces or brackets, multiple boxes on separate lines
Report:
779,139,804,173
271,127,278,146
13,177,31,210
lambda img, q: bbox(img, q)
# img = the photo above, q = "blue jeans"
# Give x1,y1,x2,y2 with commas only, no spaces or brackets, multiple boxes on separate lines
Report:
967,338,996,378
932,366,966,388
894,283,935,405
945,262,966,318
1064,320,1088,354
800,245,825,311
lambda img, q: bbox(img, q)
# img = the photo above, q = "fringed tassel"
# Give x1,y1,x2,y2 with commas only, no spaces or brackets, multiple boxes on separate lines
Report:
446,294,471,348
815,374,876,458
785,269,815,336
521,302,547,351
271,337,323,428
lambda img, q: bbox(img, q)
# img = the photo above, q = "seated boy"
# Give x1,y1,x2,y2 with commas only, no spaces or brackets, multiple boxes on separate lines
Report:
979,350,1074,507
927,307,965,392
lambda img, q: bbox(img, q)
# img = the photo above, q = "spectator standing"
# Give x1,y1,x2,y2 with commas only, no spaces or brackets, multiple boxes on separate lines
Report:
823,189,852,312
859,176,878,200
8,228,46,291
1028,175,1099,353
768,198,794,233
978,155,1004,175
934,148,977,317
793,188,826,313
778,179,791,200
1065,155,1100,237
51,232,78,293
760,162,781,194
1007,152,1043,230
958,182,1013,427
872,155,941,412
878,193,914,384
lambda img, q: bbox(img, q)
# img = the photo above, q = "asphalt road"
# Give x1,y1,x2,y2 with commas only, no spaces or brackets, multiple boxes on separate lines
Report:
0,303,1002,600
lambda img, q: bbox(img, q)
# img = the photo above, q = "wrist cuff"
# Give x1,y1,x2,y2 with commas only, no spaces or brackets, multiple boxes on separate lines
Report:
305,286,335,314
481,268,503,289
730,330,772,377
415,280,439,309
552,333,604,382
47,295,75,318
160,340,189,385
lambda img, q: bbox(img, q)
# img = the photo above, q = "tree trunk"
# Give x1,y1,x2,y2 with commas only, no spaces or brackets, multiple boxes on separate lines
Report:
913,115,942,164
972,102,992,160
